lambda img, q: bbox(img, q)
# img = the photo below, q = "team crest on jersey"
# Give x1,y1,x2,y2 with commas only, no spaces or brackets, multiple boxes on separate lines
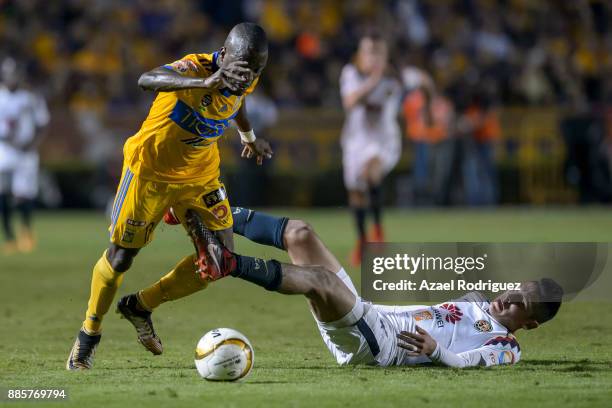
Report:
200,94,213,110
474,319,493,332
202,187,227,208
413,310,433,321
440,303,463,324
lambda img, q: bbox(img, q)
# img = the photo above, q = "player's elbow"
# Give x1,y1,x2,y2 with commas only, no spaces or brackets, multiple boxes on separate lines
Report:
137,71,156,91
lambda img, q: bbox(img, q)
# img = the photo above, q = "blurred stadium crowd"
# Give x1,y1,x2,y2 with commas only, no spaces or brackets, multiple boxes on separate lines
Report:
0,0,611,208
1,0,610,109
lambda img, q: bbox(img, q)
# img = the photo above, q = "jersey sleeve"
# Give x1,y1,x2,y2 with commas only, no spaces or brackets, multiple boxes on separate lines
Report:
430,337,521,368
163,54,205,78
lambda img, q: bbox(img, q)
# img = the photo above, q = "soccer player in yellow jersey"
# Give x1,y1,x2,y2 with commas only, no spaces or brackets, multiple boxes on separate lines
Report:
67,23,273,370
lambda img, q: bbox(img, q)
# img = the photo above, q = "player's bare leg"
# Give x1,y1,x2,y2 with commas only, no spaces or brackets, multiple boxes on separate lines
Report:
198,214,357,323
283,220,342,272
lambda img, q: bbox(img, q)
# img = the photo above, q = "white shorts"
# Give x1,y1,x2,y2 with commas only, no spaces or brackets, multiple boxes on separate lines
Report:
315,269,396,366
12,152,39,199
341,136,400,191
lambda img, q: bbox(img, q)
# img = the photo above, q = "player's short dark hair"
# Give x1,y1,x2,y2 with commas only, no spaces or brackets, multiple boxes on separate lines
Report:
225,22,268,59
531,278,563,324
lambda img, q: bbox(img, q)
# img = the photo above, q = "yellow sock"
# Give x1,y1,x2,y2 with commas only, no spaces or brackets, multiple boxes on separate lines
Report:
83,251,125,334
138,255,208,310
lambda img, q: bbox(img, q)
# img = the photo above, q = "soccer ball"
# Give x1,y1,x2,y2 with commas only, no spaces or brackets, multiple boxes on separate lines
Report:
194,328,254,381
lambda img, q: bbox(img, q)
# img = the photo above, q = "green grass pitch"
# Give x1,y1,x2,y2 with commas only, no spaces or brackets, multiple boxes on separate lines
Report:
1,208,611,407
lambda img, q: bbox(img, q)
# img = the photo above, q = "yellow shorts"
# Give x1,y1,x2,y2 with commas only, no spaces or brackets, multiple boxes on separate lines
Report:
108,166,233,248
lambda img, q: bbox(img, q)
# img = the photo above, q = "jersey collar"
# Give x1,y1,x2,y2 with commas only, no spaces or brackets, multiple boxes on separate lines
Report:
212,51,220,72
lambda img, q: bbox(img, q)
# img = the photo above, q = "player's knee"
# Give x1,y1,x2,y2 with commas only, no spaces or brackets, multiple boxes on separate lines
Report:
106,245,139,272
284,220,316,249
304,266,339,298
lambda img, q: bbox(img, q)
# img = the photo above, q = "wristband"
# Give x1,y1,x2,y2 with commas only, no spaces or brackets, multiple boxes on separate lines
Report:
239,129,256,143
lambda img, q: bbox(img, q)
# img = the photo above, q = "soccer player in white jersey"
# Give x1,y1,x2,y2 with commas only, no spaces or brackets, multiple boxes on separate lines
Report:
0,58,49,254
187,208,562,368
339,33,402,266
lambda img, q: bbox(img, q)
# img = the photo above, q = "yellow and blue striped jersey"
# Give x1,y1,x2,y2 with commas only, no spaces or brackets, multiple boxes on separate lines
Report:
124,52,258,183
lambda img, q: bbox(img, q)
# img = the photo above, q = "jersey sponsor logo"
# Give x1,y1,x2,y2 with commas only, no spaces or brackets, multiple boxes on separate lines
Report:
203,187,227,208
474,319,493,332
440,303,463,324
126,219,146,227
413,310,433,321
170,99,237,140
431,307,445,328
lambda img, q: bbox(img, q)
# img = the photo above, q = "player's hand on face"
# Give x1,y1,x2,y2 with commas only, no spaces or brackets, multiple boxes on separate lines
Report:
221,61,253,93
204,61,252,93
396,326,437,357
241,138,273,165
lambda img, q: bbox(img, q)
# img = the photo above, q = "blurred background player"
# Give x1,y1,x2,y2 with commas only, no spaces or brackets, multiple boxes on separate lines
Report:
340,33,402,266
67,23,273,370
0,57,49,254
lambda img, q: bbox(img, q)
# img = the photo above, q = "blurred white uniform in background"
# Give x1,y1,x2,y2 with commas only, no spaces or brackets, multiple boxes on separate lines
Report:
0,86,49,199
339,64,402,191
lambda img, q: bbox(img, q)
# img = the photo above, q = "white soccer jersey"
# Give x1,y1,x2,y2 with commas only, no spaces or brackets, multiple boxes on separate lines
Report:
316,271,522,368
0,86,49,197
0,86,49,149
339,64,402,191
373,292,521,367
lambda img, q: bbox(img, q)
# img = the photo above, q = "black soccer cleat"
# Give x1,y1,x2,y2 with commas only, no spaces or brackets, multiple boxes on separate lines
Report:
116,294,163,355
66,329,101,370
184,209,237,281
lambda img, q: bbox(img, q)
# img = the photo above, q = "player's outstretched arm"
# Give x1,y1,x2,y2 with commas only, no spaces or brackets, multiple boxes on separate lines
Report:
396,327,519,368
138,61,251,93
